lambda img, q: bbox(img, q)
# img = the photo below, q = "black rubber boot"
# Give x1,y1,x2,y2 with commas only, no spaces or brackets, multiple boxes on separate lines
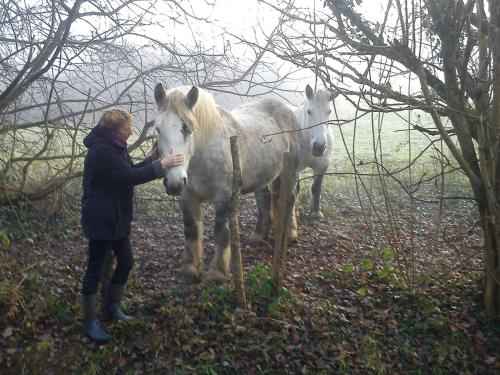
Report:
83,294,109,343
105,284,134,321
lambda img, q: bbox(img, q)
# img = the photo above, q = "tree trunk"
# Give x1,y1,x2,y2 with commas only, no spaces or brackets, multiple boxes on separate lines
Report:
480,206,500,320
484,0,500,321
229,136,246,308
271,152,294,298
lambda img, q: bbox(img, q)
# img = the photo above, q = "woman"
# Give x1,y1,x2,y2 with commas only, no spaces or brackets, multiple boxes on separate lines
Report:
81,107,182,343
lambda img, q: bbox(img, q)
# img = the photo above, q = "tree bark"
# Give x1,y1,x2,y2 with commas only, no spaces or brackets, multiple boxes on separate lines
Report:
483,0,500,321
229,136,246,309
271,152,294,298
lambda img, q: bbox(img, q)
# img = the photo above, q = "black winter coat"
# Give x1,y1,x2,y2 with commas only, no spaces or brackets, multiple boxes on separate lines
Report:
81,126,163,240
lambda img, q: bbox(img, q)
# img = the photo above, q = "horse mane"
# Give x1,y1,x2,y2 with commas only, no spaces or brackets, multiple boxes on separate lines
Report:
166,86,225,139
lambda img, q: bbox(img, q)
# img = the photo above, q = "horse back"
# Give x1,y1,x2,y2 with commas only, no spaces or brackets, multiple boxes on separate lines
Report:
226,98,301,193
231,98,300,153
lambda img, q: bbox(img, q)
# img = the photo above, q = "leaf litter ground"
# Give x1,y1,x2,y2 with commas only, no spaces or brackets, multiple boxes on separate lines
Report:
1,187,499,374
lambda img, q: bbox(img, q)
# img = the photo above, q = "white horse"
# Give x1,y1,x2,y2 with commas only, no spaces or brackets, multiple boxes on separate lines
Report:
295,84,338,219
153,84,301,282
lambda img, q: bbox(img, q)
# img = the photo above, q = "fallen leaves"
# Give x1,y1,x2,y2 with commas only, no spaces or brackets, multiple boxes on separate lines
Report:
2,326,13,338
0,192,498,374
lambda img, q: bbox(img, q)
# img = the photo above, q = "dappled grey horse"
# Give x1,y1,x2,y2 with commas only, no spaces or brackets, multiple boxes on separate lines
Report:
295,84,338,219
153,84,301,282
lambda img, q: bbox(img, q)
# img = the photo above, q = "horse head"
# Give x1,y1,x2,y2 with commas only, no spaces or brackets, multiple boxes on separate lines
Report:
304,84,338,157
154,83,198,195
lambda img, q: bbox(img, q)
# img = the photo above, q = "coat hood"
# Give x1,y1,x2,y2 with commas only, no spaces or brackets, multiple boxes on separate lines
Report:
83,126,125,149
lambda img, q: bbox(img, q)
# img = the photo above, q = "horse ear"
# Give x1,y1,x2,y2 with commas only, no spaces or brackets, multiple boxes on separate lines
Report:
185,86,199,109
305,84,314,100
329,90,339,101
154,83,166,107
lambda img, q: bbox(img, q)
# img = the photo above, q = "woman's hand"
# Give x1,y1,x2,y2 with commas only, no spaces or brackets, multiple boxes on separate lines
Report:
161,147,184,168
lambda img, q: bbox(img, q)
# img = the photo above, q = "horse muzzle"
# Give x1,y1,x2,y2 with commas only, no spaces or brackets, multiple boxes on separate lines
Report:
312,141,327,157
163,176,187,196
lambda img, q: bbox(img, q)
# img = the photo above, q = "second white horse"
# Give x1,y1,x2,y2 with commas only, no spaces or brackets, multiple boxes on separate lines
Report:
295,84,338,219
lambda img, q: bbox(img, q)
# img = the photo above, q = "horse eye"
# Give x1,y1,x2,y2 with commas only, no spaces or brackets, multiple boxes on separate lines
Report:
327,109,332,115
307,110,312,115
181,122,191,135
156,127,161,134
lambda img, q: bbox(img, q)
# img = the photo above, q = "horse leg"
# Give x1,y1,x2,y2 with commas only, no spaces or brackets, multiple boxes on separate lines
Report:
310,170,326,220
179,199,203,282
250,186,271,244
206,202,231,283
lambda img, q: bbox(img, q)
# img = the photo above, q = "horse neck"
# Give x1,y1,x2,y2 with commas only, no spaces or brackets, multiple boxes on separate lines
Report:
295,105,307,129
295,104,314,149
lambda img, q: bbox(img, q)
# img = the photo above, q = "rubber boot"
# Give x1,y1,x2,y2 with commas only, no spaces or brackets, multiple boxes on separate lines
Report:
83,294,109,343
105,284,134,321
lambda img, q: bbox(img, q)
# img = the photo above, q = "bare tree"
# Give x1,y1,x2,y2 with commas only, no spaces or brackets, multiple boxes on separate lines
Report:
257,0,500,320
0,0,290,205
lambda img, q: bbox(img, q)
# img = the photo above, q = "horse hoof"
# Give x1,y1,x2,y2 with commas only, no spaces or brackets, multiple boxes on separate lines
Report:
181,264,202,283
289,229,298,243
204,269,226,284
309,211,324,220
248,233,266,246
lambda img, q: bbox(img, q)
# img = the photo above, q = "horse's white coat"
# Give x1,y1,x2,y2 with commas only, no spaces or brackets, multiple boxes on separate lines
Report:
154,84,300,282
294,85,336,219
